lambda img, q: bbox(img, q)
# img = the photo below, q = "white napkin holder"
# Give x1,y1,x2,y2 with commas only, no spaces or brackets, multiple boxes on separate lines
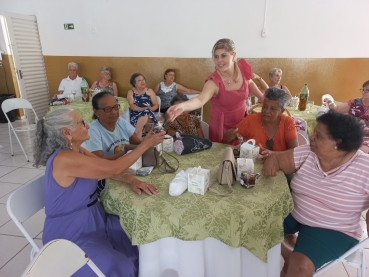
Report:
237,158,254,181
187,166,210,195
125,150,142,175
163,135,174,152
240,139,260,162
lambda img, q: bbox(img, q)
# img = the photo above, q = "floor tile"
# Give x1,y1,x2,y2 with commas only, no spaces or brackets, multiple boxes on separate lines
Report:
0,166,17,178
0,156,31,168
0,204,11,227
0,209,45,238
0,144,32,155
315,262,349,277
0,235,28,269
0,168,44,184
0,182,22,202
0,153,12,162
0,239,43,277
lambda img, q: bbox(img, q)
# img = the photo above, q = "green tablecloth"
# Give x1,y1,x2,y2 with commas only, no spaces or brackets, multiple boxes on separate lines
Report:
48,97,129,122
101,143,294,262
255,105,319,135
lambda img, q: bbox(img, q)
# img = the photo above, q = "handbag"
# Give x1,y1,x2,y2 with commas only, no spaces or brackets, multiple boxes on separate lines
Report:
124,145,179,173
173,131,212,155
208,147,236,196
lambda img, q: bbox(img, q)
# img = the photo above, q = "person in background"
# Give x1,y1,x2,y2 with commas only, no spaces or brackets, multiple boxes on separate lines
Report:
82,91,144,196
127,73,159,140
34,108,165,277
263,111,368,277
58,62,88,97
164,94,205,138
268,68,292,97
324,80,369,153
167,38,264,144
154,69,201,114
90,67,118,96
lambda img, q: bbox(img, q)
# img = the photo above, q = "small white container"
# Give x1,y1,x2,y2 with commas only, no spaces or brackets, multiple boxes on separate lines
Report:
187,167,210,195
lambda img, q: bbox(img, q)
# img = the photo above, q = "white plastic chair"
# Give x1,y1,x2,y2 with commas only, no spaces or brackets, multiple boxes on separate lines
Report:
201,121,209,139
1,98,39,162
314,221,369,277
293,116,309,142
21,239,106,277
297,133,308,146
7,174,45,261
121,108,131,122
156,96,161,111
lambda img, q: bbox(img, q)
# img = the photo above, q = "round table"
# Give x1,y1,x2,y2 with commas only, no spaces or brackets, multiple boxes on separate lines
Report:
48,97,129,122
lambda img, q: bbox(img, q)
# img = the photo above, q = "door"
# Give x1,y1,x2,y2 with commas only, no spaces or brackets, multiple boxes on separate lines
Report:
4,13,50,123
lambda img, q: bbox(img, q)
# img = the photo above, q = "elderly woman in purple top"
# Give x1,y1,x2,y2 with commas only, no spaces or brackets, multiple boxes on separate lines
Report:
33,108,165,277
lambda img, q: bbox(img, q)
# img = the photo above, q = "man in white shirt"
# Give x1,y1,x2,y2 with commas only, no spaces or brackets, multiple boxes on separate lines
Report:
58,62,88,96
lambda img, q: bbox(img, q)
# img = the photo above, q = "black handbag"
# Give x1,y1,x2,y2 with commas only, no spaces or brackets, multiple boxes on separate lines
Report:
173,131,212,155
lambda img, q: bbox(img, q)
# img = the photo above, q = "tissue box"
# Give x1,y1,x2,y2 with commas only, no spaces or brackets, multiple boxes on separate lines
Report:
126,150,142,175
187,167,210,195
236,158,254,181
163,135,174,152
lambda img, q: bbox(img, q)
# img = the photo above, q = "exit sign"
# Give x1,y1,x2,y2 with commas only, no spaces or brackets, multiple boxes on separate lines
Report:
64,23,74,30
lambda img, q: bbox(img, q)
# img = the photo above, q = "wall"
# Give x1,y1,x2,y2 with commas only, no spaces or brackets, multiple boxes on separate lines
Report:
0,0,369,122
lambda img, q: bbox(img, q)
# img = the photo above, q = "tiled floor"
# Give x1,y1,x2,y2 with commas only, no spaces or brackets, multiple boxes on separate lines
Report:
0,119,368,276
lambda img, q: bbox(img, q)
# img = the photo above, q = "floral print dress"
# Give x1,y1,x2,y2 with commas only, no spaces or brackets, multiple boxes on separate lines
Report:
130,90,158,127
348,98,369,146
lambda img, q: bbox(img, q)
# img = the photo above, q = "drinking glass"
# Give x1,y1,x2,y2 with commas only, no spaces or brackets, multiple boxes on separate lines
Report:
307,101,314,113
82,92,88,104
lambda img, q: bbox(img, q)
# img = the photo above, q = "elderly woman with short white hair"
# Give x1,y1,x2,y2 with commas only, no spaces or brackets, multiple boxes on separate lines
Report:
91,66,118,96
269,68,292,97
58,62,88,96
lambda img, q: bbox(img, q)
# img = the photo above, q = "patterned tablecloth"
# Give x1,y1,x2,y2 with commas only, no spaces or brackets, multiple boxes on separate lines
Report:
101,142,294,262
255,105,319,135
48,97,129,122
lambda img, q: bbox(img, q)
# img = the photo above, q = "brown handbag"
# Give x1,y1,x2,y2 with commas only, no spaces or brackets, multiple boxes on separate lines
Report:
124,145,179,173
209,147,236,196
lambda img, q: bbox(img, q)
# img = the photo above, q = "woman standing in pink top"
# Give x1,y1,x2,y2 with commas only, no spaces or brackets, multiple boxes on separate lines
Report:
167,38,264,144
263,111,369,277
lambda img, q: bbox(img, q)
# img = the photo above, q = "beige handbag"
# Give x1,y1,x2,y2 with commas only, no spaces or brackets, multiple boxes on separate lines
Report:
209,147,236,196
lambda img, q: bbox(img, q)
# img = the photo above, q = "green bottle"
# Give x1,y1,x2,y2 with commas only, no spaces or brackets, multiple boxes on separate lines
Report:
298,84,309,111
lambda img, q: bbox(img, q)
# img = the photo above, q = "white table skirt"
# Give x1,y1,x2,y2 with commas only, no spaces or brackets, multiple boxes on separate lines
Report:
138,237,281,277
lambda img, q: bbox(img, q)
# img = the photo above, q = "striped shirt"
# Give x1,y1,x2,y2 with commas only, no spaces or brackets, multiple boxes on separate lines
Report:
291,145,369,240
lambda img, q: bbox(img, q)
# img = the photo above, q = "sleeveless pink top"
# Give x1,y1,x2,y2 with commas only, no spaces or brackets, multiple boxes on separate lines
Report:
205,59,252,143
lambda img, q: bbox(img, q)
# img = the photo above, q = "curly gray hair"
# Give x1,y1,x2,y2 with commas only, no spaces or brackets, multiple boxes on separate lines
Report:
264,87,291,110
33,108,75,167
269,68,282,79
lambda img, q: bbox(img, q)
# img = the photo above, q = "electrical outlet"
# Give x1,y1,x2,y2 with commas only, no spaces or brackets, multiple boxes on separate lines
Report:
261,28,267,38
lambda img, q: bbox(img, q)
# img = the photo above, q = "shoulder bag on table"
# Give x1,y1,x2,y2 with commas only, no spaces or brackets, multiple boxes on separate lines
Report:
173,131,212,155
208,146,236,196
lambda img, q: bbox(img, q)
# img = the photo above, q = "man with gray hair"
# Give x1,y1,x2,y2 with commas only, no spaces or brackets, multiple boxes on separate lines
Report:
58,62,88,96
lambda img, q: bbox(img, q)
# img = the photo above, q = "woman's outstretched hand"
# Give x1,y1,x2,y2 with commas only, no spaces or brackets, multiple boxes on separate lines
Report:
167,104,185,122
142,130,165,148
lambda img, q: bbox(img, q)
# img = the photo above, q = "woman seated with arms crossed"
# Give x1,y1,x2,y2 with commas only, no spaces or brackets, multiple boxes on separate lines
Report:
82,91,147,196
154,69,201,114
324,80,369,153
90,67,118,96
34,108,165,277
164,94,205,138
167,38,264,144
127,73,159,139
263,111,369,277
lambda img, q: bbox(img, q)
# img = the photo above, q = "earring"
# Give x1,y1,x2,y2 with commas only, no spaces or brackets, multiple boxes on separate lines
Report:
69,140,73,150
334,146,337,150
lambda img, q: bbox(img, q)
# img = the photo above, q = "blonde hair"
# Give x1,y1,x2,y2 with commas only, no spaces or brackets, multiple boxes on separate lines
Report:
212,38,238,82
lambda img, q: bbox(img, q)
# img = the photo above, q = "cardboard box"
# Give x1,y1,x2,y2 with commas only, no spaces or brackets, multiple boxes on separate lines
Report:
162,135,174,152
187,167,210,195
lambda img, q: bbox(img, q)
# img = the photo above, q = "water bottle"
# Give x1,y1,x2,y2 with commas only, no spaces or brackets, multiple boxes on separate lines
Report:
298,84,309,111
80,78,89,102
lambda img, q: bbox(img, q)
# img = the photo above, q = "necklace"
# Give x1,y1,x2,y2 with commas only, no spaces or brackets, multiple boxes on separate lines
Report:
217,70,236,85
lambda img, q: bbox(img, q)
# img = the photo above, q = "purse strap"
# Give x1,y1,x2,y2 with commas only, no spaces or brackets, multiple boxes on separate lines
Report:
208,176,234,197
157,152,180,173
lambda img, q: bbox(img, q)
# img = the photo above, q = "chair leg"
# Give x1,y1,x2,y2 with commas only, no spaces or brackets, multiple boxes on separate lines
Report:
359,248,365,277
8,124,14,156
12,131,29,162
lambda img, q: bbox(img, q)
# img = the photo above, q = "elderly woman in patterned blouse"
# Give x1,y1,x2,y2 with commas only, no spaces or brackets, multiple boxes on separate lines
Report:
164,94,205,138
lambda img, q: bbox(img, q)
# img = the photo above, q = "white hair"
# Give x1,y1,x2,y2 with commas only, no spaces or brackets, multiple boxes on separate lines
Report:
269,68,282,79
68,62,78,70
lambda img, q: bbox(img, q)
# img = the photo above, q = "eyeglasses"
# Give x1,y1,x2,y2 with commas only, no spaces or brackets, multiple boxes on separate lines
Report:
77,119,86,127
98,104,120,113
360,88,369,94
266,139,274,150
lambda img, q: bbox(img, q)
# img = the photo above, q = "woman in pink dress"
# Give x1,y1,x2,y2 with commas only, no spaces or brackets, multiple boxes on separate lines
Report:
167,38,264,144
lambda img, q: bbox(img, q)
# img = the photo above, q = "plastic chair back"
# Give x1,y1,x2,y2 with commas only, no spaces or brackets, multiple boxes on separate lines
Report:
201,121,209,139
297,133,308,146
156,96,161,111
7,174,45,261
1,98,34,113
21,239,106,277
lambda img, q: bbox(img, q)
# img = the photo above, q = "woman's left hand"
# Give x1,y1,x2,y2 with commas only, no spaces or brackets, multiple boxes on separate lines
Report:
130,179,159,196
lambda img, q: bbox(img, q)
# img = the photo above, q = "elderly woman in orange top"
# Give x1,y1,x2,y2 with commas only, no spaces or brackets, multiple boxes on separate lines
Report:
225,87,297,151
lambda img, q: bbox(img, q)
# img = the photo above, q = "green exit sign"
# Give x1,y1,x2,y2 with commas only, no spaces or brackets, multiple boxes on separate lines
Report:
64,23,74,30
